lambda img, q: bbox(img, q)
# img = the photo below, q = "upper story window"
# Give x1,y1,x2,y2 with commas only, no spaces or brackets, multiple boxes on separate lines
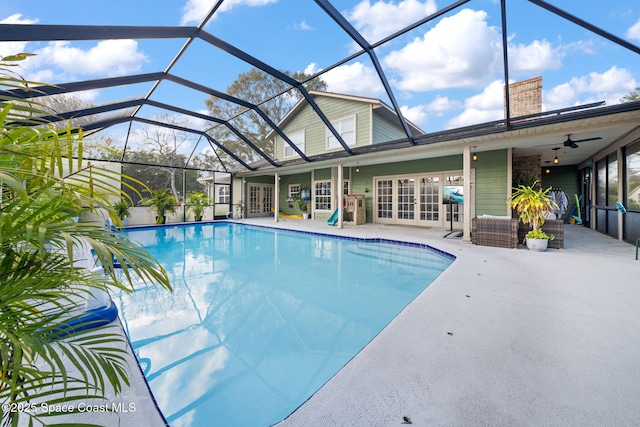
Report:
284,131,305,158
326,116,355,150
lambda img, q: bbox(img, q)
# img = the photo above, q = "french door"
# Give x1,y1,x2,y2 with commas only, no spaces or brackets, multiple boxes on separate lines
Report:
247,184,274,217
375,172,465,228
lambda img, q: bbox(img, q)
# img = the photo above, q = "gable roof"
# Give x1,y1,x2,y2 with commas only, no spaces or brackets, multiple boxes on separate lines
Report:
266,91,424,141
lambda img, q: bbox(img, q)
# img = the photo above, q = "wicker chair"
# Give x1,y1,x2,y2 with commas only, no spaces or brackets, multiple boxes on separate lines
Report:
471,217,519,249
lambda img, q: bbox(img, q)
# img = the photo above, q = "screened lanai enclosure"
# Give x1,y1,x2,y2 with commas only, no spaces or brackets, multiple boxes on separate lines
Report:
1,0,640,230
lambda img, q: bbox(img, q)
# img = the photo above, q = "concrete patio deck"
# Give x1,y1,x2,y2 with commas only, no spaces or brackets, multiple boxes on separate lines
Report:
63,218,639,426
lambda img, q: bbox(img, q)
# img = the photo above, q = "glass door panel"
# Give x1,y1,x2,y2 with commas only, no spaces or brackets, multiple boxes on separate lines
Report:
376,179,393,221
419,176,440,226
397,178,415,221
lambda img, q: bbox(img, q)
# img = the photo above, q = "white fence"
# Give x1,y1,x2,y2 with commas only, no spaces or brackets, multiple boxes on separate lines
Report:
124,206,232,226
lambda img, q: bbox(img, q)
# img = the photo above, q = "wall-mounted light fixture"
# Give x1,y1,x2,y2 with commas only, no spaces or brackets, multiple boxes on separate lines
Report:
553,148,560,164
472,146,478,161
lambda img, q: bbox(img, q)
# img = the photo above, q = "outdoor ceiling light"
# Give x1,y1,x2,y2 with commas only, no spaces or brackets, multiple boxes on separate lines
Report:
553,147,560,164
355,163,360,173
472,146,478,161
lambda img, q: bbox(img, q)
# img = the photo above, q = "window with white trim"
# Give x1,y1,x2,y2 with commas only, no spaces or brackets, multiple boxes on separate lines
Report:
217,186,230,204
326,116,355,150
314,180,332,211
284,131,305,158
288,184,301,200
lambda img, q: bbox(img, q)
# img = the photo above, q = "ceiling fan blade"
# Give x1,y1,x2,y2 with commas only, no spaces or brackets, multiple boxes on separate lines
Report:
572,137,602,144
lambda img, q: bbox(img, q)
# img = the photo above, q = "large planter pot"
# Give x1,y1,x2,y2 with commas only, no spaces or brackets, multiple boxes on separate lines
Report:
303,213,310,220
525,237,549,252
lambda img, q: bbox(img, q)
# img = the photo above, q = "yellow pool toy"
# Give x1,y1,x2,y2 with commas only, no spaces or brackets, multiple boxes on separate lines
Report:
271,208,303,219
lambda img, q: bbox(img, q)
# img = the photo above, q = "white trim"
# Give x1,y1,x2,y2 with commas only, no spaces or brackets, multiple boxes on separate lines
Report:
313,179,333,212
372,169,471,229
284,130,305,159
507,147,513,216
326,115,356,151
288,183,301,199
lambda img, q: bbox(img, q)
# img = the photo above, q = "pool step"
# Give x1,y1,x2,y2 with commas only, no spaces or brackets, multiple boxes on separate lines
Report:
346,244,450,270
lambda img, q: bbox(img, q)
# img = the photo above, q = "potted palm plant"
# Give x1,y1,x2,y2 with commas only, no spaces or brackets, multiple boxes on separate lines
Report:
141,189,178,224
113,199,131,227
507,181,557,251
186,191,210,221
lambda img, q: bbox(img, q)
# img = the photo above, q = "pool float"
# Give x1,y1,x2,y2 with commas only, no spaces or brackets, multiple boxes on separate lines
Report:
271,208,303,219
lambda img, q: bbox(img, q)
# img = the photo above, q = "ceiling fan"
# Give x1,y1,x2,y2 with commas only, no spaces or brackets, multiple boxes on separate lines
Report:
563,134,602,149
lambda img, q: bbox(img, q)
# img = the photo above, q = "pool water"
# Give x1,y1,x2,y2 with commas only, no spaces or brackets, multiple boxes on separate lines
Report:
116,223,454,427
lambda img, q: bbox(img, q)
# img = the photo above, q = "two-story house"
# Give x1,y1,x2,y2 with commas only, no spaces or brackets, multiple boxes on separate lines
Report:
236,90,478,232
230,83,640,244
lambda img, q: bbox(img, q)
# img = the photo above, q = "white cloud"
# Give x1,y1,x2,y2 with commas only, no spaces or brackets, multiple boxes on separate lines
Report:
72,90,101,103
0,13,37,24
347,0,437,43
426,95,463,114
303,62,319,76
400,104,427,127
0,14,39,59
319,62,386,97
400,95,462,127
544,66,638,109
508,39,563,74
181,0,277,25
445,80,505,128
626,18,640,41
31,40,147,77
295,20,313,31
383,9,503,92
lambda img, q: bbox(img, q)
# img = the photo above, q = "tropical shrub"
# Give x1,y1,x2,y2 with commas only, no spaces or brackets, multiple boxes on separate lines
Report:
113,199,131,220
186,191,210,221
0,54,171,426
140,189,177,224
507,181,557,240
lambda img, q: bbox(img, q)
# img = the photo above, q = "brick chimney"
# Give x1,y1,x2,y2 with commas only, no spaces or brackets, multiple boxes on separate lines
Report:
505,76,542,118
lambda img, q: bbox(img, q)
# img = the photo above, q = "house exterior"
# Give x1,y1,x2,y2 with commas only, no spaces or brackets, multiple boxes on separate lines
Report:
232,88,640,245
236,91,482,235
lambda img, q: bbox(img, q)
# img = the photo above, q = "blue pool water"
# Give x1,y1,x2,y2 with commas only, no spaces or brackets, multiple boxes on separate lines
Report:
116,222,454,427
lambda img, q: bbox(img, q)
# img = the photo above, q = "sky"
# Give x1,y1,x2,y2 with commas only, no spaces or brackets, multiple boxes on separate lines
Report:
1,0,639,158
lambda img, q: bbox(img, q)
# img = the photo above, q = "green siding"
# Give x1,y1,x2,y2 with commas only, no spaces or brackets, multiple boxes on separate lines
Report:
372,114,406,144
475,149,509,216
256,149,510,222
275,96,375,159
313,168,332,180
277,173,311,215
246,176,274,184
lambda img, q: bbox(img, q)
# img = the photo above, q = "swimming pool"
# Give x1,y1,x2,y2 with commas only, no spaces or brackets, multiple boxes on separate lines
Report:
116,222,454,427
